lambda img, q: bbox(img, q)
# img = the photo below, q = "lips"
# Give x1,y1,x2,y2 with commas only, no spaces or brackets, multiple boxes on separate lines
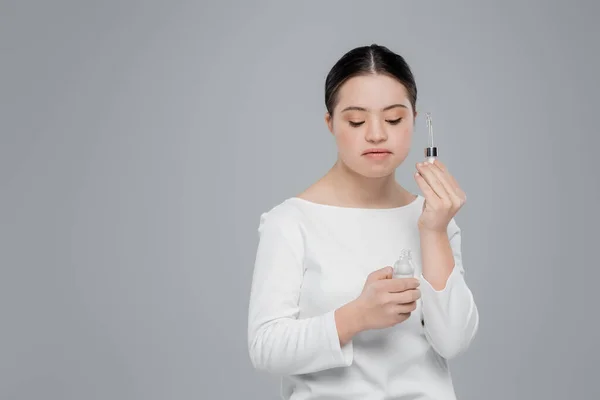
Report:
363,149,392,155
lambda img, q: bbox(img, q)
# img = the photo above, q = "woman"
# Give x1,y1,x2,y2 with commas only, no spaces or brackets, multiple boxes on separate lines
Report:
247,44,479,400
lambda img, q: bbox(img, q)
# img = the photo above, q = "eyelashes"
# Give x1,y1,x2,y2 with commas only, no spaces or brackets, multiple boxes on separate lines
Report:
349,121,364,127
349,117,402,127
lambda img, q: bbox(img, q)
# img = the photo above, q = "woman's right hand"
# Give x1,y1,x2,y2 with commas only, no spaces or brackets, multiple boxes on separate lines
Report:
335,266,421,346
354,266,421,331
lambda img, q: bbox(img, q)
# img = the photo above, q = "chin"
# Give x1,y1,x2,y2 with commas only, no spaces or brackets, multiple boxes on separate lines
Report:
351,162,397,178
359,168,396,179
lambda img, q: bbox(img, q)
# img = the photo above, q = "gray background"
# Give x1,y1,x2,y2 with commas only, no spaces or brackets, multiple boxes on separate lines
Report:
2,1,599,399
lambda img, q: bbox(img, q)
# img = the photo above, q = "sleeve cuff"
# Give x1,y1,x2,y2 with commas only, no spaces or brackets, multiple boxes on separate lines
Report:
324,309,354,367
420,262,462,294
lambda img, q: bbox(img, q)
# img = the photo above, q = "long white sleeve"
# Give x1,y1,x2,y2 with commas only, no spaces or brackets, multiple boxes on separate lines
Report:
419,219,480,360
247,208,353,375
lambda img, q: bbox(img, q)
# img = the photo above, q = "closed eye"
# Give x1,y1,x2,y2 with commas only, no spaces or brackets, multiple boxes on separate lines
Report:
349,118,402,127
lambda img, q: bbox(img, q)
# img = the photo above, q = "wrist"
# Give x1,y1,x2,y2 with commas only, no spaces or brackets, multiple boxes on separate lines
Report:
335,299,364,345
419,226,447,237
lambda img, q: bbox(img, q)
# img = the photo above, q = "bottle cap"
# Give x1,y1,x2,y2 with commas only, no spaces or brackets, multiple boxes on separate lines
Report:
425,147,438,157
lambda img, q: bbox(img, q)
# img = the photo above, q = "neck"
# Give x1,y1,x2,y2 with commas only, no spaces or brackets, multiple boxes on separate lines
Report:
323,159,407,208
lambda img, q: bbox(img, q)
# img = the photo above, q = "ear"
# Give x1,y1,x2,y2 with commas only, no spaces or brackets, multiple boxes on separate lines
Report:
325,112,334,135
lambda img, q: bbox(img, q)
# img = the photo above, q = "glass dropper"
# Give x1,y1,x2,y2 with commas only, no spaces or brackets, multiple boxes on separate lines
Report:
424,112,438,163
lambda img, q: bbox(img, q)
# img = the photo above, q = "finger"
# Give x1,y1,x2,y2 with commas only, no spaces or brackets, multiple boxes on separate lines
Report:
433,160,467,201
432,160,460,193
426,163,462,207
414,170,440,206
417,162,450,200
391,288,421,304
382,277,420,293
367,266,393,282
395,301,417,314
394,312,411,324
432,159,448,173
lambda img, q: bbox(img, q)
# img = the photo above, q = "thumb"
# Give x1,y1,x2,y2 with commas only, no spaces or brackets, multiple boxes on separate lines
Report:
367,266,393,282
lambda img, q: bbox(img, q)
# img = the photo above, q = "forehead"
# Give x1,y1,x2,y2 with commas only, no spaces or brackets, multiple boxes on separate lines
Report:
336,74,410,111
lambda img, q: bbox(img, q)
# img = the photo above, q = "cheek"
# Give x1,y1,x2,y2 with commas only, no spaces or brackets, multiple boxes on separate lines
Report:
334,126,358,150
386,126,413,161
393,124,413,145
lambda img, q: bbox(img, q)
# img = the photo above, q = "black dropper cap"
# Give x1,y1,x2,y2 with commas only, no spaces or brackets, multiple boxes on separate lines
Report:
424,112,437,160
425,147,438,157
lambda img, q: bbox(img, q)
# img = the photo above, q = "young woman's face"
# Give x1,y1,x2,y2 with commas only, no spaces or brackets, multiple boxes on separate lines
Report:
326,74,415,178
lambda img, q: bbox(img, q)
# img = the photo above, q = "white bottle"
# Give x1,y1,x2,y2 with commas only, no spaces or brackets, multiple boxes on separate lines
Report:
393,248,415,279
393,248,424,326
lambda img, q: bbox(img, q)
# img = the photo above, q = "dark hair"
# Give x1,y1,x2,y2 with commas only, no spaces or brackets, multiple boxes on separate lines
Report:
324,44,417,116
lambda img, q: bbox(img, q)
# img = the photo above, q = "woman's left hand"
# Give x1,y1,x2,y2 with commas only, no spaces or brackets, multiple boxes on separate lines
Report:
414,159,467,233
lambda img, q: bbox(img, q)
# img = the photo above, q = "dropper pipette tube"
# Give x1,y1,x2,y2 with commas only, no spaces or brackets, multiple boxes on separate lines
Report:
424,112,437,163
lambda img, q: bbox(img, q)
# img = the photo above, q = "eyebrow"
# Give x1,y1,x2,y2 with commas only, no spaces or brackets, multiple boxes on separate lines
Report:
341,104,408,113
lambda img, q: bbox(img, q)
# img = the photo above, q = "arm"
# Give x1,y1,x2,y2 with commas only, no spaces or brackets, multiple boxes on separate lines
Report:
418,218,479,359
247,209,354,375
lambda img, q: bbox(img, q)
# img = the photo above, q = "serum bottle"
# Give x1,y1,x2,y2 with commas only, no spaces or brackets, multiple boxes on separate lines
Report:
393,249,425,326
393,248,415,279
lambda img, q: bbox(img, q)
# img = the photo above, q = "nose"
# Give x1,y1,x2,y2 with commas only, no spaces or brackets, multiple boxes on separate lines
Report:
365,119,387,143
